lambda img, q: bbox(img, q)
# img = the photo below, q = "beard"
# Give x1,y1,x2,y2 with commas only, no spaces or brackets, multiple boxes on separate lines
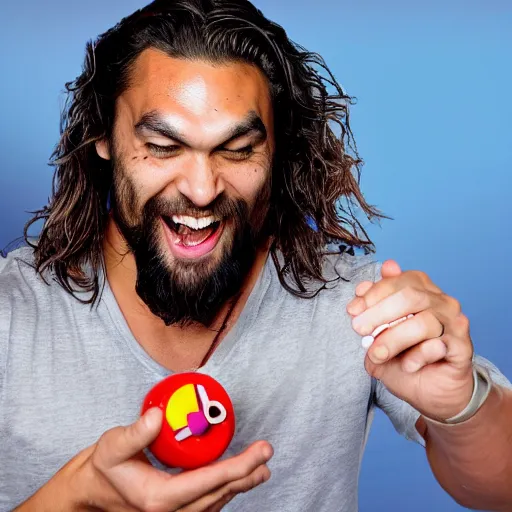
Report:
110,164,269,327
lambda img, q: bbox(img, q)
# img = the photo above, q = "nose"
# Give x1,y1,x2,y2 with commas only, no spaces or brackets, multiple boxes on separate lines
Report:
174,154,225,208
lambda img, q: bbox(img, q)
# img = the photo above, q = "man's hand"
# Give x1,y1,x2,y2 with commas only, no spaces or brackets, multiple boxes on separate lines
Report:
347,260,475,421
16,408,273,512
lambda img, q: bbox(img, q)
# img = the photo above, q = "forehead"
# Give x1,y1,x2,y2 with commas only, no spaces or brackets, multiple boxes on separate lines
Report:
119,48,273,131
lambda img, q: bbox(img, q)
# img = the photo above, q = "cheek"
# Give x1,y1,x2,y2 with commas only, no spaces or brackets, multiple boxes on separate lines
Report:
115,158,173,213
113,129,171,203
224,160,271,206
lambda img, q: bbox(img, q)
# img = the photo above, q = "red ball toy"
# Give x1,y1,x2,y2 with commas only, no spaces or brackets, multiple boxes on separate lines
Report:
141,373,236,469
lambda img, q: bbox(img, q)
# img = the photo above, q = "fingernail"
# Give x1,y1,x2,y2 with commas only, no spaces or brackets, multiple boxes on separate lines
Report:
404,360,421,373
352,317,371,335
370,345,389,363
144,407,161,429
262,444,274,461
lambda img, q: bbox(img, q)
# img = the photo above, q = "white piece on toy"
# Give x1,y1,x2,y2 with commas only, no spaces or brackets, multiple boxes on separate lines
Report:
361,314,414,349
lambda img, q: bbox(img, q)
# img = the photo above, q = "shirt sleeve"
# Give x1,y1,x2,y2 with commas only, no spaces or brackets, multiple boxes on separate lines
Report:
374,356,512,447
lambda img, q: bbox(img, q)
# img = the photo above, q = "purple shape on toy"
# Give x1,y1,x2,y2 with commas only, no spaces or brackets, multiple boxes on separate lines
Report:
187,411,209,436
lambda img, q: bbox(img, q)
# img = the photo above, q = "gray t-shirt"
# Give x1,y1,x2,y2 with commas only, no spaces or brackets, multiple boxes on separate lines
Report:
0,246,510,511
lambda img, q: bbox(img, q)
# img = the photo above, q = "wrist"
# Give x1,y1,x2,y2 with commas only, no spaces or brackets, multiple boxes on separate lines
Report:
423,363,493,426
420,381,508,454
14,465,85,512
36,450,95,512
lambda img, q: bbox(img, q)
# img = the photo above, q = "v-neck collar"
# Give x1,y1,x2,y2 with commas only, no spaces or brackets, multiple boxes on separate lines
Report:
99,254,273,378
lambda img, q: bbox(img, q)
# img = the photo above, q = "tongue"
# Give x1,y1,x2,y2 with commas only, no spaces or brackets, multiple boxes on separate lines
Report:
176,225,215,247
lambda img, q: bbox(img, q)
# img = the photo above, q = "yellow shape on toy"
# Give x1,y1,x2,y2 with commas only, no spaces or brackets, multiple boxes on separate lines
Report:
166,384,200,430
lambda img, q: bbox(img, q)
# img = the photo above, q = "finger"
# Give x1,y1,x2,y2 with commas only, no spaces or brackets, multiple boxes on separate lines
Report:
347,281,374,316
357,270,441,311
400,338,448,373
355,280,374,297
205,493,236,512
347,296,368,316
350,262,403,314
353,287,433,337
93,408,163,470
366,310,444,365
380,259,402,278
349,268,432,317
425,299,473,368
442,325,474,368
179,464,270,512
364,339,446,382
166,441,273,509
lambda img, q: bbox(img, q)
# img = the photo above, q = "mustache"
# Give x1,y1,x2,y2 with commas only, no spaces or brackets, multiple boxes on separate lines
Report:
147,193,248,221
144,194,247,218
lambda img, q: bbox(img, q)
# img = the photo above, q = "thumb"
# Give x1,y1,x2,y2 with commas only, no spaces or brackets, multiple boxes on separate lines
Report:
94,407,163,470
380,259,402,278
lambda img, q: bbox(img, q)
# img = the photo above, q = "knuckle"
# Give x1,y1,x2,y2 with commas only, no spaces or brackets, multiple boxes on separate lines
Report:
409,312,429,337
444,295,462,315
411,270,429,284
454,312,470,331
457,340,474,362
401,286,428,310
423,337,446,357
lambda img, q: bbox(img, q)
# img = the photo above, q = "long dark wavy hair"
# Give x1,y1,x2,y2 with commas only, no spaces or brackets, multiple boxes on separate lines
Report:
24,0,384,304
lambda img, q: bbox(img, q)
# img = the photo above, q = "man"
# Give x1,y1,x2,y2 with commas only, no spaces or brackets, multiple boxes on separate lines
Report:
1,1,511,510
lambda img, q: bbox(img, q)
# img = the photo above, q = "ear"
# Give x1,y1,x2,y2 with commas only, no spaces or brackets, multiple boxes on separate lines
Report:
95,139,111,160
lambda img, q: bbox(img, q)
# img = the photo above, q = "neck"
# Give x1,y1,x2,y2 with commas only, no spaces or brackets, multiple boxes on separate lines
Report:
102,217,270,372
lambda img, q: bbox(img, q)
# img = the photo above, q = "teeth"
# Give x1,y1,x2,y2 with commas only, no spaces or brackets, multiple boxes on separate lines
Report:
171,215,217,230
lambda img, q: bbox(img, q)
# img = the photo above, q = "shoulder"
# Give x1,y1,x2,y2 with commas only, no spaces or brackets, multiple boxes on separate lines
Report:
320,246,382,299
266,247,382,342
0,245,37,283
0,245,46,330
0,246,42,383
270,245,382,304
0,245,44,295
0,245,55,339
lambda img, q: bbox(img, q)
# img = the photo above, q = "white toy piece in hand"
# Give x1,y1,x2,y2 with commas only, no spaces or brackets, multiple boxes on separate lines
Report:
361,314,415,349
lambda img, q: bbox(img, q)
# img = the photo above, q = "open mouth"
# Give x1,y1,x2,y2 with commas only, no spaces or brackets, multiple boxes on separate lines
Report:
161,214,225,259
162,214,222,247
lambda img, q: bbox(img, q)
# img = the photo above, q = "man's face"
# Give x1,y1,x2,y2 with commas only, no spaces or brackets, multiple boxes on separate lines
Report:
97,49,275,326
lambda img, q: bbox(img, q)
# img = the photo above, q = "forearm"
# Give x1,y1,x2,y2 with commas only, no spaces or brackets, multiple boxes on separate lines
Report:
13,454,89,512
420,384,512,511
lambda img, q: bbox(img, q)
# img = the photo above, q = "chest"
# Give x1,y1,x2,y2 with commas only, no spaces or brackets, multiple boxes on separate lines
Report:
1,296,373,510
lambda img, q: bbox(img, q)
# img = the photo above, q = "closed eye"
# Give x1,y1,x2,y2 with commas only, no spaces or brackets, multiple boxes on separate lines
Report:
146,143,255,160
220,145,254,160
146,143,181,156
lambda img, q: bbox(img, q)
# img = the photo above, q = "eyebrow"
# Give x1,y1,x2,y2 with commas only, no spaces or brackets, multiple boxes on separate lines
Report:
134,110,267,149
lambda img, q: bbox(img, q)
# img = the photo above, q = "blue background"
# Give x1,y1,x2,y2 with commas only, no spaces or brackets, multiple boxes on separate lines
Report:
1,1,511,510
